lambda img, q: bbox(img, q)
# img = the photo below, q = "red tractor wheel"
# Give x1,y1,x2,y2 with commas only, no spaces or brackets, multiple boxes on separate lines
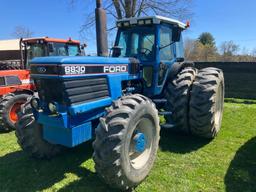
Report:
9,102,23,123
0,93,31,131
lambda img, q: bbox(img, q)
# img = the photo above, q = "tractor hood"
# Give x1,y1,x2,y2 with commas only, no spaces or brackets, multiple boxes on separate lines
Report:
30,56,139,78
30,55,141,118
31,56,130,64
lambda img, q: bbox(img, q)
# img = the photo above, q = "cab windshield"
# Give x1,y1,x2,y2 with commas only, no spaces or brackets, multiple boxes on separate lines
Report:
115,26,156,62
26,44,46,61
48,43,80,57
26,43,80,61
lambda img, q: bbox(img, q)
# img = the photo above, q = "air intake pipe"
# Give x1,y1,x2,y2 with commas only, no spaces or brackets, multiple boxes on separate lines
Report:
95,0,108,56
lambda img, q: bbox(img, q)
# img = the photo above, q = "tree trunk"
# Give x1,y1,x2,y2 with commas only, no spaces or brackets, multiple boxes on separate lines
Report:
113,0,123,19
124,0,132,18
131,0,137,17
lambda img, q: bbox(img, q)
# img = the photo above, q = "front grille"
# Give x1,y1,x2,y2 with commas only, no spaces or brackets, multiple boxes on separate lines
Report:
35,77,109,106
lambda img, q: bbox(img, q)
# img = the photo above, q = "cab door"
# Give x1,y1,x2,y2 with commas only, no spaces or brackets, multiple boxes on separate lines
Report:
155,24,176,95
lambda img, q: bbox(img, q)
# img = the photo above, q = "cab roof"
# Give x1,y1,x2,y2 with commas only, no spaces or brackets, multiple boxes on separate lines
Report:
117,15,188,29
22,37,80,44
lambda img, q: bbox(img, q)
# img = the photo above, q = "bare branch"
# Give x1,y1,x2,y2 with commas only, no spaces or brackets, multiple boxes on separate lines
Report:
120,0,125,9
71,0,194,38
137,0,145,17
12,26,34,38
107,10,118,19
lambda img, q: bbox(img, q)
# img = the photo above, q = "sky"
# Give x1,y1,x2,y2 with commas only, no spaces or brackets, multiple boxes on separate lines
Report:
1,0,256,54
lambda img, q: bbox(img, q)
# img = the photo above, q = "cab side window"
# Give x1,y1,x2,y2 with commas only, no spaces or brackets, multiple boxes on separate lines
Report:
6,76,22,86
0,77,5,86
140,34,155,61
117,32,129,57
159,26,174,61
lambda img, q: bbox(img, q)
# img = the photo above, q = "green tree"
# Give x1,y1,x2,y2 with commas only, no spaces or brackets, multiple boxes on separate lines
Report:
184,38,219,62
198,32,216,47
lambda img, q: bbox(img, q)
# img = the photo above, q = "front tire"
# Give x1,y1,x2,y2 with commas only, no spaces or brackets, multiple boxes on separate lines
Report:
189,67,224,138
15,101,64,159
93,94,160,190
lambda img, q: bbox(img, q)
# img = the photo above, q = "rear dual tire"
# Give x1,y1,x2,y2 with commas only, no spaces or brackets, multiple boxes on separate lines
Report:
164,67,224,138
189,68,224,138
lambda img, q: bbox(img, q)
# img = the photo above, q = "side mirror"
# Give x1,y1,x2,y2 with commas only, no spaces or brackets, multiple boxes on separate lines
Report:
172,26,182,42
80,43,87,50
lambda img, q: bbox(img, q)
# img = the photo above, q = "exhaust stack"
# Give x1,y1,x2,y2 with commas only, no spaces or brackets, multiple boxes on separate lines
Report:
95,0,108,56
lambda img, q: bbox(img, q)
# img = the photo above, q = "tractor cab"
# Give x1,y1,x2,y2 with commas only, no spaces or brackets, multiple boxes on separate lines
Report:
21,37,82,69
113,16,189,96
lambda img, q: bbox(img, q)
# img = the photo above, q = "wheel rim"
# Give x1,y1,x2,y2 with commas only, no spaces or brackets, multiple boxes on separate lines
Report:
9,102,24,123
214,83,224,128
129,117,154,170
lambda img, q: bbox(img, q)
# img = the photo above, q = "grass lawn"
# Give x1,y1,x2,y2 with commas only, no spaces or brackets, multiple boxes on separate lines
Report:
0,101,256,192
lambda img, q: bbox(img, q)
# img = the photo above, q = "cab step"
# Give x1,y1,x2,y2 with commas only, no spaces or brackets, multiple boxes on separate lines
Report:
161,124,175,129
153,99,167,104
158,111,172,116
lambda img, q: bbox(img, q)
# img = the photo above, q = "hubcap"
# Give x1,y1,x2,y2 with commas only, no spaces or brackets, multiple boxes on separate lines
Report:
129,118,154,169
133,132,146,153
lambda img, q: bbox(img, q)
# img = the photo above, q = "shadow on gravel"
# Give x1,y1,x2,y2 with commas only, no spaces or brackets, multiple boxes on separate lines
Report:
225,137,256,192
0,141,115,192
159,128,211,154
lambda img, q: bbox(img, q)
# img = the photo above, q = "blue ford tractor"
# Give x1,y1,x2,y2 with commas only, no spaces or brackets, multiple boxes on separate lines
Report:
15,1,224,190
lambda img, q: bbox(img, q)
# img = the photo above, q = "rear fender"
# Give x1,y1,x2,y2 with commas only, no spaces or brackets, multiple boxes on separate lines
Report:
14,89,34,96
167,61,195,80
156,61,195,96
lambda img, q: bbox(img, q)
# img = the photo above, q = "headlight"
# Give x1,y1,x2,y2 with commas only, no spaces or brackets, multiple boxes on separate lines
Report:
123,21,130,27
138,20,145,25
48,102,57,113
145,19,152,25
116,22,122,27
31,98,40,111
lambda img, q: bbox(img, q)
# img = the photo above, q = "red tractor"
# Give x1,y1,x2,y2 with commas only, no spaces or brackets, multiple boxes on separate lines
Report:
0,37,83,131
